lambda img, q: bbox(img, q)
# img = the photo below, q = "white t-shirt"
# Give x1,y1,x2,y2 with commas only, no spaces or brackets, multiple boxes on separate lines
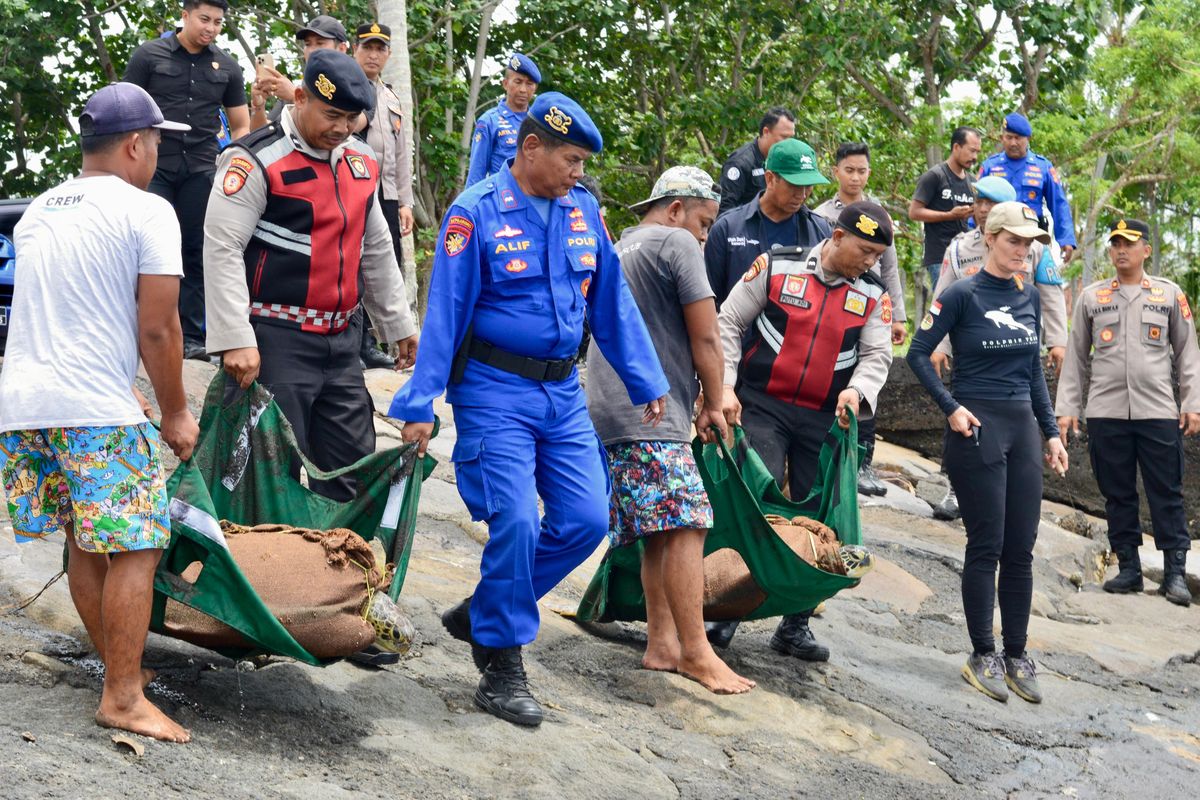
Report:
0,175,183,432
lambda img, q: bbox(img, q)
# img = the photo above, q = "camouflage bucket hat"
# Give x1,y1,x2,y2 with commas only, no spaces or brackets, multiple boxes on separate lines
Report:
629,165,721,212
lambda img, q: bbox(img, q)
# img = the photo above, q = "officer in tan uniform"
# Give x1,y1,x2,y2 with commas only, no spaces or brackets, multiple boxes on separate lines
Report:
1056,218,1200,606
353,22,416,367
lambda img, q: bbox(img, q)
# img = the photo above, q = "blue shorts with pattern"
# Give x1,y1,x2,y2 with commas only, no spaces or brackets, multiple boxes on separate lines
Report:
0,424,170,554
604,440,713,548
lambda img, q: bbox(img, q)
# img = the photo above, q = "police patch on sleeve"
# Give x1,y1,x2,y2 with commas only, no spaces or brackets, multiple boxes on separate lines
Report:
880,294,893,324
742,253,768,282
727,166,741,182
920,311,934,330
222,156,254,196
1179,292,1193,320
443,214,474,257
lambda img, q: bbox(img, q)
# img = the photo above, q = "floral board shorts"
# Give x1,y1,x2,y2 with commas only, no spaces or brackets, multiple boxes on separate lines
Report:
0,424,170,554
604,440,713,548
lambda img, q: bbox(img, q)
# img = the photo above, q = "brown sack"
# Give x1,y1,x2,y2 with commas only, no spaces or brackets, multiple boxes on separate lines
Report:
702,515,844,620
163,522,387,659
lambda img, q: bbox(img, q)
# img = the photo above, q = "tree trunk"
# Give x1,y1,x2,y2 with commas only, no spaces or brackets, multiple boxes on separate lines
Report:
455,1,500,187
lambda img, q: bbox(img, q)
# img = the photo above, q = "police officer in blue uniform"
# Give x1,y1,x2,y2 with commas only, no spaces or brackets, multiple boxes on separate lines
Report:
391,92,669,727
465,53,541,186
978,113,1077,263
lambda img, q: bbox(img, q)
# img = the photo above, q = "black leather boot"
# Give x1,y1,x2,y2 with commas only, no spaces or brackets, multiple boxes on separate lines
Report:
1102,546,1144,594
360,327,396,369
769,612,830,661
857,438,888,497
705,620,741,649
441,597,490,672
475,647,543,727
1160,549,1192,607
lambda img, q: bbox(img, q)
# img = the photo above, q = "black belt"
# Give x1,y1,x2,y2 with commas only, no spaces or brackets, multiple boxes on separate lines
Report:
467,338,577,382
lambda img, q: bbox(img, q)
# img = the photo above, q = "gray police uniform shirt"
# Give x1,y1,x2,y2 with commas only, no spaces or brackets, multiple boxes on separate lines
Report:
1056,274,1200,420
931,229,1068,356
813,196,907,322
364,79,415,207
587,224,715,445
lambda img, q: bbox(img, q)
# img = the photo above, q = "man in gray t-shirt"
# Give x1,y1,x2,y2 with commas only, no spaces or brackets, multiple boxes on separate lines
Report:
586,166,754,695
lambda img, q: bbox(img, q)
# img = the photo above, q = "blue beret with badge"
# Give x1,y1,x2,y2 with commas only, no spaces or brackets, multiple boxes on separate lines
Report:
304,49,375,115
505,52,541,83
1003,112,1032,138
528,91,603,153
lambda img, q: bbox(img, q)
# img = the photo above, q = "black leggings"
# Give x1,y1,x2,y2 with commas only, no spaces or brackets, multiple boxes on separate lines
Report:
942,399,1043,657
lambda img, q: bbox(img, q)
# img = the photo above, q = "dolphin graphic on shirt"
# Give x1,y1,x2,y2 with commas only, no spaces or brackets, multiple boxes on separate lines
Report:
984,306,1034,335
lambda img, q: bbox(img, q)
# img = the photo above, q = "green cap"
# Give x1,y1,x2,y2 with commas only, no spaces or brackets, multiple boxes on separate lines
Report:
764,139,829,187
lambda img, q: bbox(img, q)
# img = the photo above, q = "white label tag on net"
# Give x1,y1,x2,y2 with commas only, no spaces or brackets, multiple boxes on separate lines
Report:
381,476,407,530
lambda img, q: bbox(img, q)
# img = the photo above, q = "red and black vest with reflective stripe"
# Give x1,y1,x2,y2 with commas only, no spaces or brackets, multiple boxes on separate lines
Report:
234,125,379,334
740,246,886,412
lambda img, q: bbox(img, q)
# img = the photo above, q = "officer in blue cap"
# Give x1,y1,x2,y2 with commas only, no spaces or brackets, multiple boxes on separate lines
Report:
391,92,669,726
465,53,541,185
977,112,1077,263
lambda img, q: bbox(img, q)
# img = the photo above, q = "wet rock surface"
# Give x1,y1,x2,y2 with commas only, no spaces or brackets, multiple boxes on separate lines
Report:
0,364,1197,798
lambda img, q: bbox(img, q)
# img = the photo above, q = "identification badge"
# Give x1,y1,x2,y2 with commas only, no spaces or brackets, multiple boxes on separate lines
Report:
779,275,810,309
345,154,371,180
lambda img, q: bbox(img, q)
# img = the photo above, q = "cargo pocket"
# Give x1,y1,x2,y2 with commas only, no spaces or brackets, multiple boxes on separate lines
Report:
451,437,497,521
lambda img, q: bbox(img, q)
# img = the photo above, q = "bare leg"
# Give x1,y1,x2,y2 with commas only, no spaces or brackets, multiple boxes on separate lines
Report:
640,534,681,671
664,529,756,694
93,549,190,743
65,535,155,688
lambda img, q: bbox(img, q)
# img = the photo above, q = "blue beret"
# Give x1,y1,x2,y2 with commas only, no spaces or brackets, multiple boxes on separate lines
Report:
304,49,375,115
529,92,603,153
974,175,1017,203
1004,112,1032,138
506,53,541,84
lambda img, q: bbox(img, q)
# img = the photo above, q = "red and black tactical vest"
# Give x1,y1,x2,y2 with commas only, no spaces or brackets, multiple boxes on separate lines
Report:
231,124,380,334
740,246,887,412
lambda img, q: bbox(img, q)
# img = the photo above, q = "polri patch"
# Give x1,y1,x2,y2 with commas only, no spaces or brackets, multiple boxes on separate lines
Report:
443,215,474,257
579,253,596,267
505,258,529,273
1180,293,1193,320
1099,328,1114,343
779,275,810,309
222,162,250,196
742,254,767,283
346,154,371,180
570,219,589,233
880,294,893,324
843,291,867,316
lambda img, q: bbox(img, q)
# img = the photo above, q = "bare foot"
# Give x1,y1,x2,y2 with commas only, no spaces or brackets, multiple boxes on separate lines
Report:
96,696,191,743
641,640,681,673
142,668,157,689
679,649,756,695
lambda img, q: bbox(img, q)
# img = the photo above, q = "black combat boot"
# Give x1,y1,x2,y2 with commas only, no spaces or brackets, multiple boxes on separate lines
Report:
475,647,543,727
360,327,396,369
1160,549,1192,607
705,620,741,649
1102,546,1144,594
441,597,490,672
769,612,830,662
857,461,888,497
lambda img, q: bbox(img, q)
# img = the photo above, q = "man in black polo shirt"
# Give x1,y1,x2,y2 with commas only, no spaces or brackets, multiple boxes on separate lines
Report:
125,0,249,361
717,107,796,217
907,126,980,293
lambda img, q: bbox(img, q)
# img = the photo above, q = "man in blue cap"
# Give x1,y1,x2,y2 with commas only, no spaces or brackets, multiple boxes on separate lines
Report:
391,92,669,726
465,53,540,185
978,112,1077,263
203,50,417,502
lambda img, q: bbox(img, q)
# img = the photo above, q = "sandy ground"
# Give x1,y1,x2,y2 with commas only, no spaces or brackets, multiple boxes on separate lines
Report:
1,363,1198,799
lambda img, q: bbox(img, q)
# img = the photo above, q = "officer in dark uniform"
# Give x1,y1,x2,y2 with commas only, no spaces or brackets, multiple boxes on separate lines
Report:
978,113,1077,263
1057,218,1200,606
717,107,796,217
203,50,418,502
390,93,669,726
465,54,541,186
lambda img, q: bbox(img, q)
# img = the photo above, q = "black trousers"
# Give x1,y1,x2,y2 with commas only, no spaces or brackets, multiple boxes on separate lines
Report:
858,414,876,464
148,165,214,348
242,313,376,502
1087,418,1190,552
943,399,1042,657
738,384,836,501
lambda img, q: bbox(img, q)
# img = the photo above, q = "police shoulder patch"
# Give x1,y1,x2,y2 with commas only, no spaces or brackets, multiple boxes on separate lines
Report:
879,294,893,324
222,159,251,196
742,253,768,282
443,214,474,257
920,311,934,330
1179,292,1193,320
727,166,741,182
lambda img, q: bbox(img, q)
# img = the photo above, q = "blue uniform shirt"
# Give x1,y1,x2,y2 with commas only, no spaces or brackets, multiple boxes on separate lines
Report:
978,151,1076,248
389,162,669,422
466,99,528,186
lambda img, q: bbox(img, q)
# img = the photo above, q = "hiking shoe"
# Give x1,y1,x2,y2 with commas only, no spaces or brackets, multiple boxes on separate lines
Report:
475,647,543,727
705,620,741,649
441,597,490,672
769,615,830,662
932,488,960,521
857,463,888,497
961,652,1008,702
1003,654,1043,704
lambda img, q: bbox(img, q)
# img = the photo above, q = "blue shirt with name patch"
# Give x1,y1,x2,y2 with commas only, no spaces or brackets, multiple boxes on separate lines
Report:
466,99,528,186
978,150,1076,248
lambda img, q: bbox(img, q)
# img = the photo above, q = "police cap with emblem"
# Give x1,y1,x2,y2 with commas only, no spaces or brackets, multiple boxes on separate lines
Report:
836,201,893,247
297,14,348,44
1107,217,1151,243
527,91,602,153
985,201,1051,243
505,53,541,84
304,49,375,115
1003,112,1032,138
356,22,391,45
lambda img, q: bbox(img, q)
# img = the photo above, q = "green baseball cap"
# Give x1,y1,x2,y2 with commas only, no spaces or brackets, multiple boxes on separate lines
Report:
764,139,829,187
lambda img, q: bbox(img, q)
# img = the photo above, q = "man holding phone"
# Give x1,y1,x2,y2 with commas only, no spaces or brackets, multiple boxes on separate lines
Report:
908,126,981,290
250,15,349,130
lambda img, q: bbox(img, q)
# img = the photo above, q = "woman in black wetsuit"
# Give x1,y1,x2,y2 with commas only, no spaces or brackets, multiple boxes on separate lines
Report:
907,201,1069,704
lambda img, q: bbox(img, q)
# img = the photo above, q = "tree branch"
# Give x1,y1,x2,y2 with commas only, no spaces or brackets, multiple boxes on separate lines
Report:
843,63,914,126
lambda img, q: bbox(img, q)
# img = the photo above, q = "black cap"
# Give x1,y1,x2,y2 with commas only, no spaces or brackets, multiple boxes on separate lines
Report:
356,22,391,44
837,201,893,247
297,15,348,44
303,50,375,115
1108,217,1151,243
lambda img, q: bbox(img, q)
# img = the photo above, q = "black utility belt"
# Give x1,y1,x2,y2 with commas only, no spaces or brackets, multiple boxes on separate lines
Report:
467,338,577,382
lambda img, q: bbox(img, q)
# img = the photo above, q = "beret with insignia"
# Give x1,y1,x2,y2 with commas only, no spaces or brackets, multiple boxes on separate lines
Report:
837,200,893,247
1004,112,1032,137
505,53,541,83
304,49,375,115
529,91,603,153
